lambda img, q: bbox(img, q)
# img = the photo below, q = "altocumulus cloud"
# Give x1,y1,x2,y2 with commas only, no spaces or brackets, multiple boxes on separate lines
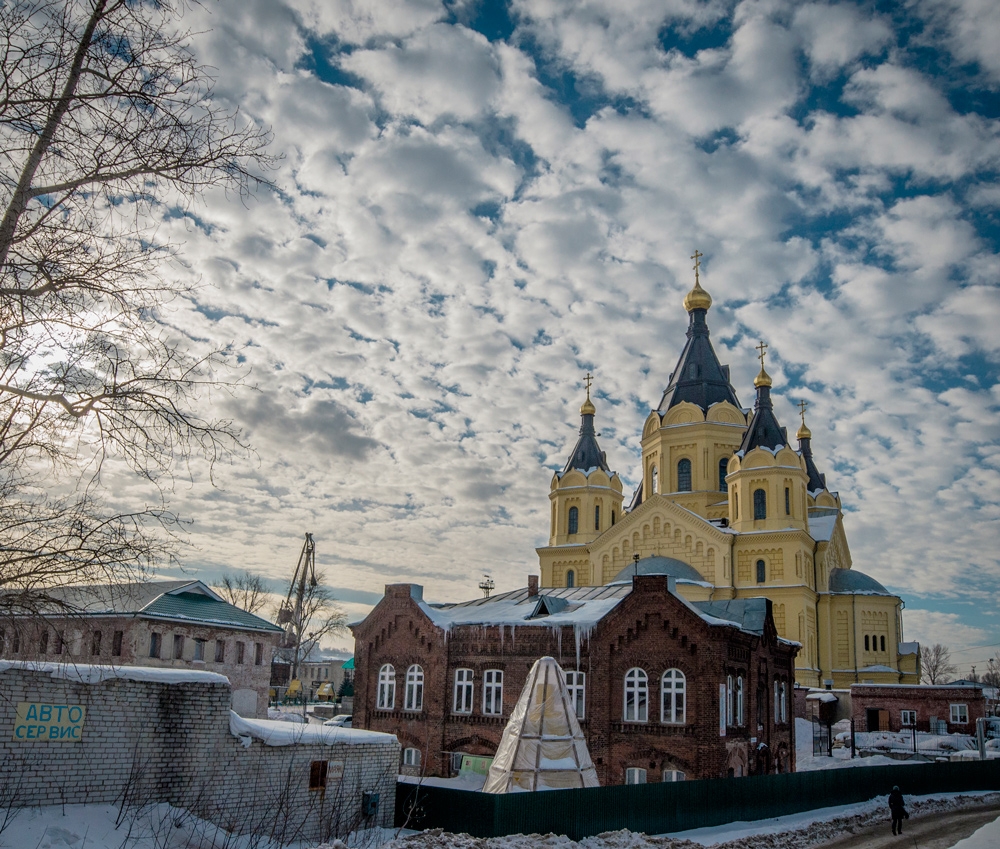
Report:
113,0,1000,660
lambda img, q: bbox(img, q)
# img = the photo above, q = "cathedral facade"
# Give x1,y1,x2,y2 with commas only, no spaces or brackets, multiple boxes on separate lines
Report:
537,269,920,689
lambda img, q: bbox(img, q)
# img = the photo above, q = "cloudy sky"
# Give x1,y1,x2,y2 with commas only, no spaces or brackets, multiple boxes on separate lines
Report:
138,0,1000,665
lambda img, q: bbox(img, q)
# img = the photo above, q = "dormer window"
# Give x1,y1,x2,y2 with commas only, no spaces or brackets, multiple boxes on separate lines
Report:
677,459,692,492
753,488,767,520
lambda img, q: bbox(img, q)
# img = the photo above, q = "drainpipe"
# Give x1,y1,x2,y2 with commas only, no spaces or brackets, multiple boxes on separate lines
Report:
852,593,859,684
813,539,821,686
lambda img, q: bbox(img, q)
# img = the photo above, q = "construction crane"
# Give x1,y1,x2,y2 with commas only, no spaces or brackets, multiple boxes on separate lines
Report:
277,532,317,681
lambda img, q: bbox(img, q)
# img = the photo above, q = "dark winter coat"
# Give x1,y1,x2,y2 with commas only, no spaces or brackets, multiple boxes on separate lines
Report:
888,789,905,814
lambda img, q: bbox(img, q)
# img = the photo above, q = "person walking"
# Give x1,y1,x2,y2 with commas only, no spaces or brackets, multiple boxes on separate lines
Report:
888,785,907,835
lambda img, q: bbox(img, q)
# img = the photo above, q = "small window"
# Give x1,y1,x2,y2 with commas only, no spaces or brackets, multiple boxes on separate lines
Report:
677,459,692,492
193,639,206,662
255,642,264,665
901,709,916,727
215,640,225,663
568,506,579,535
403,747,421,768
309,760,328,791
405,665,424,712
91,630,102,656
566,569,575,588
173,635,185,660
377,664,396,710
880,635,885,652
756,559,766,583
564,670,586,718
780,681,787,723
784,487,790,515
950,704,968,724
483,669,503,716
236,641,245,664
753,488,767,520
454,668,474,714
624,668,648,722
727,674,734,725
650,465,659,495
112,630,123,657
661,669,686,724
625,767,646,785
719,458,728,492
611,511,616,525
774,680,781,723
663,769,685,782
736,675,745,725
594,504,600,531
149,632,162,658
864,635,870,652
54,632,65,655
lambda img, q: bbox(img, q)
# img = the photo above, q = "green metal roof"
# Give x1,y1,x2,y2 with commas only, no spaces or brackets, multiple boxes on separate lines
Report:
141,592,283,633
341,657,355,670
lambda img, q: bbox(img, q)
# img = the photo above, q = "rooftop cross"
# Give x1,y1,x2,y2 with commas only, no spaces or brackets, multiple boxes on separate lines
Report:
756,340,768,368
798,399,809,425
691,249,703,285
584,371,593,399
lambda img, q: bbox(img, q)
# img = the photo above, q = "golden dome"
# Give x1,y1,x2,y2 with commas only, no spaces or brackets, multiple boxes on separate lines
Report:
580,396,596,416
796,421,812,440
683,279,713,312
753,366,772,388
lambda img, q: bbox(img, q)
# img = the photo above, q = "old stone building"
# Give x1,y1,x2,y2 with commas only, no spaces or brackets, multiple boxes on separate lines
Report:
353,573,797,784
0,580,283,716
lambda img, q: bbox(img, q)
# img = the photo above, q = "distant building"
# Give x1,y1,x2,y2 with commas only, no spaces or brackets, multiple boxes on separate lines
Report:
536,272,920,688
353,573,798,784
298,651,353,700
850,683,987,734
0,580,282,717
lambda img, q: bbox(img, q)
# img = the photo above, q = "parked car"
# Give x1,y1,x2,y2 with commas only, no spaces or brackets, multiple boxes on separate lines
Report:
323,714,352,728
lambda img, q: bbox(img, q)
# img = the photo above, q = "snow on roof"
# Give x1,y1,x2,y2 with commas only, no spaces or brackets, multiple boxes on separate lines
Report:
828,568,892,596
808,513,838,542
229,712,394,747
806,692,839,702
858,664,899,673
898,642,919,655
0,660,230,686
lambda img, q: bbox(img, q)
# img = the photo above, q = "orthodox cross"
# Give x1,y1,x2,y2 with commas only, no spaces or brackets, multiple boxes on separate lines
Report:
584,371,594,398
798,399,809,425
691,249,703,284
756,340,768,368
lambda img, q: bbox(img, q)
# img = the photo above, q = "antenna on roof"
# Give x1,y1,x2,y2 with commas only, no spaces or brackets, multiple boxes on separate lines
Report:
478,574,495,599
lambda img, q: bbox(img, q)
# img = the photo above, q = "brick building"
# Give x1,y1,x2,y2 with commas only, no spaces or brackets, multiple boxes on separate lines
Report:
0,580,283,717
850,683,987,734
352,571,798,784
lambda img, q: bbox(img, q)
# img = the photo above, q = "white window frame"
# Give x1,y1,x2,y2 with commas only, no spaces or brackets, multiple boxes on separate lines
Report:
660,669,686,724
663,769,685,782
736,675,745,726
950,703,969,724
774,679,780,723
727,674,734,725
454,668,474,714
193,638,206,662
377,664,395,710
564,670,586,719
404,664,424,712
623,667,648,723
780,681,787,723
483,669,503,716
625,767,646,785
403,747,421,768
901,709,917,727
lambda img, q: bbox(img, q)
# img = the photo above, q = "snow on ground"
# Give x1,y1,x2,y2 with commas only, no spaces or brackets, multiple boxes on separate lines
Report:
950,814,1000,849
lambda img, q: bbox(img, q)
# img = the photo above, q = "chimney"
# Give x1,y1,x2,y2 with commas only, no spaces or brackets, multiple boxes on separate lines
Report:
527,575,539,597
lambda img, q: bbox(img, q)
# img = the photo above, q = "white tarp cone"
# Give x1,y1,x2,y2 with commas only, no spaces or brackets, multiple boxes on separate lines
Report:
482,656,600,792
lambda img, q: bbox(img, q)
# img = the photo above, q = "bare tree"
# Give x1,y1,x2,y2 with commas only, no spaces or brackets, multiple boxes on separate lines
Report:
921,643,958,684
0,1,273,621
983,657,1000,689
278,574,348,683
215,570,270,615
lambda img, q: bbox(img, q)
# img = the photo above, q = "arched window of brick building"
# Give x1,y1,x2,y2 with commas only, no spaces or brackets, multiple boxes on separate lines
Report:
404,664,423,712
377,664,395,710
623,667,648,722
661,669,686,724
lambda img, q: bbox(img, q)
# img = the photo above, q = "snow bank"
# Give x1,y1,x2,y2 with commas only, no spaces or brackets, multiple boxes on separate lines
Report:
229,711,393,747
0,659,230,686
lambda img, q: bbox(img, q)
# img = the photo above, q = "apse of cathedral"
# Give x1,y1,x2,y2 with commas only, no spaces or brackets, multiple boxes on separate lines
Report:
537,254,921,688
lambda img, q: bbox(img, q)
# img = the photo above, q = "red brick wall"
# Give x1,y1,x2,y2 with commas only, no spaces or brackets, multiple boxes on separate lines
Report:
850,684,986,734
353,578,798,783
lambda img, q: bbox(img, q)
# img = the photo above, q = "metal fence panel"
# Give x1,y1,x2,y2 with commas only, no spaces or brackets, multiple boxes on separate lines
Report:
396,761,1000,839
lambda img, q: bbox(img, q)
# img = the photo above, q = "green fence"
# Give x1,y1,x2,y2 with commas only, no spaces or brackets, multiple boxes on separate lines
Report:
395,760,1000,839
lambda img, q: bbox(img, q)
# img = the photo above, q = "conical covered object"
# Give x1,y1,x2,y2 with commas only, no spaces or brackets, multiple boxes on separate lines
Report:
482,657,599,793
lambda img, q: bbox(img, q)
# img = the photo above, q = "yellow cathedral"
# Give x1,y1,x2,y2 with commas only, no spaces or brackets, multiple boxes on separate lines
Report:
537,258,921,688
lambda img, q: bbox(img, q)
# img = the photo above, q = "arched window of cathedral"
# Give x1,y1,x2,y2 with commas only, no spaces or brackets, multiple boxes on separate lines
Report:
650,465,659,495
785,487,790,515
623,668,648,722
756,559,766,583
753,488,767,520
566,570,575,588
594,504,600,531
404,665,423,712
880,635,885,652
377,664,395,710
611,510,616,525
719,458,728,492
568,506,579,535
677,459,692,492
864,635,870,652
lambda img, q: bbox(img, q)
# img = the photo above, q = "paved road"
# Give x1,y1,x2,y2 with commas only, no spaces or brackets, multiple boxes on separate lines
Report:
817,805,1000,849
